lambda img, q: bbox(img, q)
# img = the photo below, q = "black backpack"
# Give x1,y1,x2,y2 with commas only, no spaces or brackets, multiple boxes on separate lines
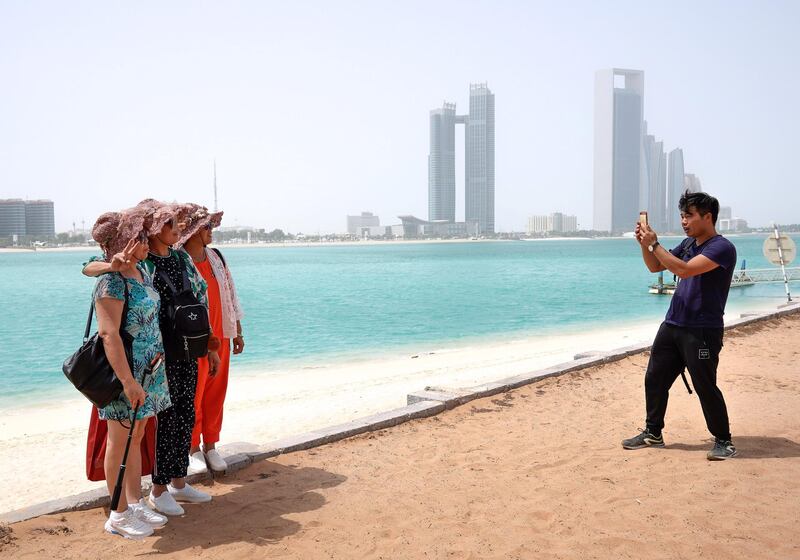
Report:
157,253,210,361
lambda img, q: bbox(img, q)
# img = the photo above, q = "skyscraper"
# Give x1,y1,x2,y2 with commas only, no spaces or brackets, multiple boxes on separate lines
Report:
465,83,495,234
667,148,685,232
643,132,666,231
427,83,495,234
593,69,645,233
428,102,457,222
684,173,702,193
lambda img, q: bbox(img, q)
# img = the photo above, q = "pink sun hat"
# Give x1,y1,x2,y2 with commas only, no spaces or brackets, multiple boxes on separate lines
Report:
91,207,147,261
175,204,224,248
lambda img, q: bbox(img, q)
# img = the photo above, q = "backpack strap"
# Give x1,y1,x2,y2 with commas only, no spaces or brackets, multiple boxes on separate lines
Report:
674,237,693,260
157,251,191,296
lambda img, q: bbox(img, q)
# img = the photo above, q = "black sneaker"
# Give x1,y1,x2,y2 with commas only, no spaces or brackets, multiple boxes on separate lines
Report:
622,429,665,450
707,439,737,461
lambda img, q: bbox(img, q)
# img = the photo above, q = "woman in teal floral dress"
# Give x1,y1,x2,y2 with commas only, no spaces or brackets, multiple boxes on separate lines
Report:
90,209,173,540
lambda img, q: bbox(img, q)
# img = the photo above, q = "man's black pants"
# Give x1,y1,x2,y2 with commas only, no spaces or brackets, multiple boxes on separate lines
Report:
645,322,731,441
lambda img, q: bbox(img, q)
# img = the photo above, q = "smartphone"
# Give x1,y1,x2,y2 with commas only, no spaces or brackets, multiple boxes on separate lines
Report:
639,211,648,226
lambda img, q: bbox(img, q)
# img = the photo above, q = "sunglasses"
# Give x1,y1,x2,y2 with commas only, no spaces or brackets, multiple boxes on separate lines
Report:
137,230,148,243
203,224,213,231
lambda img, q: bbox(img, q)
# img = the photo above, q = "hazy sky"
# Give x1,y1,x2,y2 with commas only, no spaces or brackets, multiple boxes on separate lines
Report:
2,1,798,233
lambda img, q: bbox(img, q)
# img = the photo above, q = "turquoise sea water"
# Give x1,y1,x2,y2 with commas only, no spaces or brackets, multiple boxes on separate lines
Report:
0,235,790,410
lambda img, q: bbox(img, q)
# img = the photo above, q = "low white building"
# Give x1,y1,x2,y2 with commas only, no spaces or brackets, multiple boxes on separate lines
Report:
527,212,578,234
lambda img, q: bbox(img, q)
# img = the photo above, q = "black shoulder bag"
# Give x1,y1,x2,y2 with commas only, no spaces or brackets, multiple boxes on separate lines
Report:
63,281,133,409
158,252,210,361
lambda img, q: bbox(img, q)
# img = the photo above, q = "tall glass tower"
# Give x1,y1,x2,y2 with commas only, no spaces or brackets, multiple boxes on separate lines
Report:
428,102,457,222
667,148,685,232
465,83,495,234
593,69,644,233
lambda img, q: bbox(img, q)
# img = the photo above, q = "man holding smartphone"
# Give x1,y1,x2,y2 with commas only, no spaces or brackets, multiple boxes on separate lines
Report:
623,190,738,460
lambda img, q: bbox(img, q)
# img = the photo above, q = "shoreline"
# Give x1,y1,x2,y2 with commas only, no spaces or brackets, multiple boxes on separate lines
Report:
0,297,791,515
0,292,777,413
0,230,780,254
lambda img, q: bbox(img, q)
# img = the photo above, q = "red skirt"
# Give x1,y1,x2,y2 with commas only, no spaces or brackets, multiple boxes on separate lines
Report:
86,407,157,481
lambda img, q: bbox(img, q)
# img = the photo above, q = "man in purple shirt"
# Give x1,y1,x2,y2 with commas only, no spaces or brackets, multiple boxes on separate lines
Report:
622,190,738,460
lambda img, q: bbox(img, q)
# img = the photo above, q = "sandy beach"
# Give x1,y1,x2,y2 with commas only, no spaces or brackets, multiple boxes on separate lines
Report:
3,311,799,558
0,318,662,514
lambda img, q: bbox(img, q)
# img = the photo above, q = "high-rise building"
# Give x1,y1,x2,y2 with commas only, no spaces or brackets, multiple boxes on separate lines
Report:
465,83,495,234
667,148,685,232
427,83,495,234
641,122,667,231
428,103,457,222
24,200,55,237
0,199,27,237
719,206,732,221
593,69,645,233
684,173,702,193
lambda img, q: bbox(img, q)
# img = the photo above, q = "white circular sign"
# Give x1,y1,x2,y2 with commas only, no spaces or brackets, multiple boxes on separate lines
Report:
763,234,796,266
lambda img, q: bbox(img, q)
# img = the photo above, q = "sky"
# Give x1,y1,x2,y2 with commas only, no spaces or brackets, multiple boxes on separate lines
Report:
1,0,799,233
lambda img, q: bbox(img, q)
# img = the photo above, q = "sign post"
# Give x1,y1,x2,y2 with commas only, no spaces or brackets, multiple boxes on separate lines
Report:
763,226,796,304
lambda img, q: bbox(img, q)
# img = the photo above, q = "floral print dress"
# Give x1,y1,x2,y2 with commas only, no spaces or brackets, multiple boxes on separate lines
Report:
93,264,172,421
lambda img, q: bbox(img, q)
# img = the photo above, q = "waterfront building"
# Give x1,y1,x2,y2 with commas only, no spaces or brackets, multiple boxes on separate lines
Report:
718,217,748,232
427,83,495,234
347,212,380,235
593,68,645,233
429,103,457,222
527,212,578,234
684,173,702,193
641,124,667,232
667,148,685,232
24,200,55,237
0,199,27,237
465,83,495,234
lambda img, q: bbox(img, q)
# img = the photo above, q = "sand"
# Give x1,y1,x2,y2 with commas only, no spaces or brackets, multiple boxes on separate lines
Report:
4,312,799,559
0,318,662,514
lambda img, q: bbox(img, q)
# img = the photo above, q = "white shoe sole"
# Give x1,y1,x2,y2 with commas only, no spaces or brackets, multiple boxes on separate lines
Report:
146,496,185,516
104,521,152,540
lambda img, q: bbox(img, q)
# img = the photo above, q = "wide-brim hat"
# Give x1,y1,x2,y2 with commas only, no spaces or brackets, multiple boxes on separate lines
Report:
176,204,224,248
144,201,179,238
91,208,147,260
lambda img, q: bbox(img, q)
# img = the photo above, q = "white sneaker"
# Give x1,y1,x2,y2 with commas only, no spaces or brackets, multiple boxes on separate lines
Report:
147,491,185,516
104,508,154,540
168,482,212,503
204,448,228,472
187,451,208,475
131,499,168,528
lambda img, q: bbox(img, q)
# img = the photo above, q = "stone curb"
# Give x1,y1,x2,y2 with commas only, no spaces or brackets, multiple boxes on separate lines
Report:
0,400,444,524
3,303,798,524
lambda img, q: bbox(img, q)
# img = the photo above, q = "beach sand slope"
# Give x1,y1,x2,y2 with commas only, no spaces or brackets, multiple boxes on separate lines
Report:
5,314,800,559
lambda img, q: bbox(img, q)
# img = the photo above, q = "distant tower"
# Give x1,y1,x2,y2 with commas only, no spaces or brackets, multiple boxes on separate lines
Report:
667,148,685,232
465,83,495,234
427,83,495,234
593,68,645,233
213,160,218,212
428,103,457,222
